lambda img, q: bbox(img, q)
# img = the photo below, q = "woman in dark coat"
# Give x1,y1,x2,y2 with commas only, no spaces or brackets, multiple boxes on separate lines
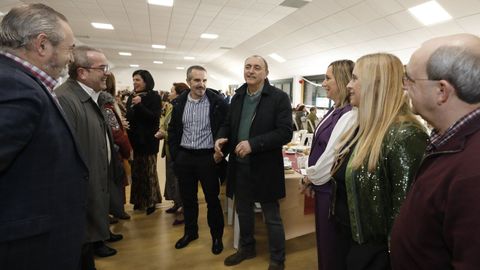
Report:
126,70,162,215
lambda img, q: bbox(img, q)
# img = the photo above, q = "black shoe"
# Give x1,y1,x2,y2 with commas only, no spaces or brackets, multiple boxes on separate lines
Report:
268,261,285,270
165,205,179,214
211,238,223,255
93,243,117,257
109,216,119,224
172,219,184,226
174,234,198,249
224,250,256,266
146,206,156,215
116,212,131,220
106,232,123,243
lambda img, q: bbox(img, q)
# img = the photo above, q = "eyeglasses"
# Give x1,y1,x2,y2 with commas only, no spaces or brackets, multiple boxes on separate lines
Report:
402,71,435,85
81,65,110,73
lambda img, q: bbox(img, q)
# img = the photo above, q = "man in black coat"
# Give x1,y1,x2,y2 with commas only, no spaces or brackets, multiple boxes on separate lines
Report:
0,4,88,270
168,65,228,255
215,55,293,270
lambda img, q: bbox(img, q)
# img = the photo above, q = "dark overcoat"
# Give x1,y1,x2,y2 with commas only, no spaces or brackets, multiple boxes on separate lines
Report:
217,80,293,202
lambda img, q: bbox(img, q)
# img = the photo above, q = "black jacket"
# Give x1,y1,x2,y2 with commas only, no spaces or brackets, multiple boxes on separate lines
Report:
168,88,229,161
126,90,161,155
217,80,293,202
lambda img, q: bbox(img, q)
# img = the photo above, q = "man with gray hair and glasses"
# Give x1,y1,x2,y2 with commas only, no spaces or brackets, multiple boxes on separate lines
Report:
56,45,117,270
391,34,480,269
0,3,88,270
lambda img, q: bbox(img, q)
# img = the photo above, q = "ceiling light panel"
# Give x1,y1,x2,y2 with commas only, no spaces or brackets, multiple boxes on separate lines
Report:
152,44,166,49
408,1,452,26
269,53,286,63
91,22,114,30
118,52,132,56
148,0,174,7
201,33,219,39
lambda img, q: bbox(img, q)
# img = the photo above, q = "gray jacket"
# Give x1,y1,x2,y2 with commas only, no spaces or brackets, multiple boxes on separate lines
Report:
56,78,112,243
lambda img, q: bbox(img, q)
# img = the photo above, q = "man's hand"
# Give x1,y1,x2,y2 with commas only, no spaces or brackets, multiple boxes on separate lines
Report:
215,138,228,154
235,140,252,158
213,151,223,164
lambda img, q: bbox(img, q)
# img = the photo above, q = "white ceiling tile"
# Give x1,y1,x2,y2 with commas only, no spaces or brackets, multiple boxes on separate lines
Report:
366,18,399,37
428,21,465,36
366,0,403,15
347,2,382,23
396,0,430,9
456,13,480,34
386,10,423,32
321,11,361,33
438,0,480,18
334,0,363,8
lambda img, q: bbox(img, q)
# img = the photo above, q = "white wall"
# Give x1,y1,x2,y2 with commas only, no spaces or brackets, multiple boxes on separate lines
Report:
111,67,230,92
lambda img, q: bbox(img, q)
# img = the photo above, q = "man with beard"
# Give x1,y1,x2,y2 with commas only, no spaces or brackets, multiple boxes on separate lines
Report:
168,65,228,255
56,45,116,270
0,4,88,270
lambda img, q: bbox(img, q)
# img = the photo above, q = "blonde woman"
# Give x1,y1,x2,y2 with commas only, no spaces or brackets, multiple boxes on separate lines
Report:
331,53,428,270
301,59,356,270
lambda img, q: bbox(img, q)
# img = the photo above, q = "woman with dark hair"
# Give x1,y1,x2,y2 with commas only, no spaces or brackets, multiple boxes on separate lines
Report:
126,69,162,215
155,82,189,225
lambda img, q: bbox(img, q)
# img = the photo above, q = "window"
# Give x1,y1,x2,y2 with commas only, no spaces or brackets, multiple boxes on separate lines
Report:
303,75,333,109
270,78,293,101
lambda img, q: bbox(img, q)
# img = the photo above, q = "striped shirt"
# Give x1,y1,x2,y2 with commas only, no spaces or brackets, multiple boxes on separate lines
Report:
180,93,213,149
427,107,480,153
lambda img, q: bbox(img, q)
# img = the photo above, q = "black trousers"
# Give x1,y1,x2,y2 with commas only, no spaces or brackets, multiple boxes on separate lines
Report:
174,148,224,238
80,243,95,270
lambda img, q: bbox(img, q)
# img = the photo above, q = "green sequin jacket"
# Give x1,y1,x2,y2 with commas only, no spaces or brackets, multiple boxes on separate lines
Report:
345,122,428,245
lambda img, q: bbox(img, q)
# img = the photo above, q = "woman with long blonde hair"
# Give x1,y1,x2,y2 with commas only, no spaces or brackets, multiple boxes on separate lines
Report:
331,53,428,270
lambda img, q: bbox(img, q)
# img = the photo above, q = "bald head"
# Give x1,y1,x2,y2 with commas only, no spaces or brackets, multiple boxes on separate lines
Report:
409,34,480,104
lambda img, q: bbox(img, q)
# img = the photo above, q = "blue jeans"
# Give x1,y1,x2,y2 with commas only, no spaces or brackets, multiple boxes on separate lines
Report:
235,163,285,263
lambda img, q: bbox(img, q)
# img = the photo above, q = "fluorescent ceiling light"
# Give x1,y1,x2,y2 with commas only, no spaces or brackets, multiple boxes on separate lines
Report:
118,52,132,56
152,44,166,49
153,61,163,64
210,74,218,80
200,33,218,39
184,56,195,60
0,11,4,16
176,67,185,70
130,64,139,68
148,0,174,6
91,22,114,30
408,1,452,26
269,53,286,63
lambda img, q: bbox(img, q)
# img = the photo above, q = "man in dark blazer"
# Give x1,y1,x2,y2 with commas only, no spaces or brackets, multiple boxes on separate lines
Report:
168,65,228,255
215,55,293,270
0,4,88,270
56,45,116,270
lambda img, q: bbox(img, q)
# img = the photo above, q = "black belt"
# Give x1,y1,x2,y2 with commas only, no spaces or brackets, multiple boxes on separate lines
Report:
180,147,214,155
